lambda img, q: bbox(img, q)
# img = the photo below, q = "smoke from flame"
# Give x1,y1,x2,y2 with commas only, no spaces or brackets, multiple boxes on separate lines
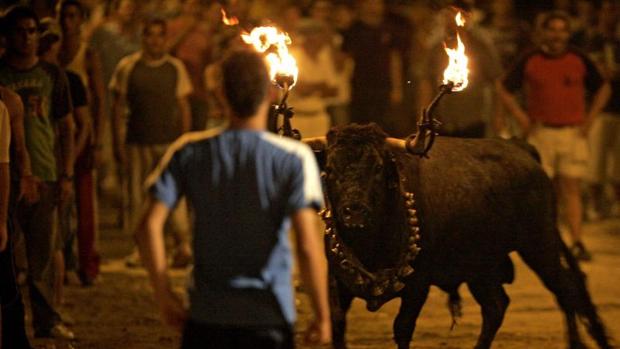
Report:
442,12,469,91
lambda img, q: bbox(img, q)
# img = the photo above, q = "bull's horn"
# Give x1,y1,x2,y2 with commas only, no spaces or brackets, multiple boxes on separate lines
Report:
302,137,327,152
386,137,406,150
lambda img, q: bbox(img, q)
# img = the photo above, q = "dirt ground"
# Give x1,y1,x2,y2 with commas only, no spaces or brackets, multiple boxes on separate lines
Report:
28,201,620,349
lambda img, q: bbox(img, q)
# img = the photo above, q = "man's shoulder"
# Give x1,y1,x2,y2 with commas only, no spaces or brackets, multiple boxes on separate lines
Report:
260,132,313,155
116,52,142,70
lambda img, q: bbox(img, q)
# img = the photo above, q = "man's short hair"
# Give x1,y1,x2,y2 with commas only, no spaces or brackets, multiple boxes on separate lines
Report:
1,5,39,35
221,49,271,119
542,11,572,31
142,18,166,35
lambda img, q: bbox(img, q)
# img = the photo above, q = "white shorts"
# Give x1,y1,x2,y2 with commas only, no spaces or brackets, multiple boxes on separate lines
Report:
528,125,589,179
587,113,620,183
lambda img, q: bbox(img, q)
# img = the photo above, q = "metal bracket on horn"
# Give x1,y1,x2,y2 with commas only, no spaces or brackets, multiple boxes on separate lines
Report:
405,81,454,157
268,78,302,140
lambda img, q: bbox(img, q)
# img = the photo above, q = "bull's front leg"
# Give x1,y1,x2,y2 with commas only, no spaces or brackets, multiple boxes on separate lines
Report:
330,275,354,349
393,278,431,349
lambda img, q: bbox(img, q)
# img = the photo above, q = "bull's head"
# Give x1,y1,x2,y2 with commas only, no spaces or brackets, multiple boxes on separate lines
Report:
305,124,408,248
305,124,420,303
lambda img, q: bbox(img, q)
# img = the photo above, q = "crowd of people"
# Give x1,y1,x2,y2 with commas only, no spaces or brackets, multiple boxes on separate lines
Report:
0,0,619,347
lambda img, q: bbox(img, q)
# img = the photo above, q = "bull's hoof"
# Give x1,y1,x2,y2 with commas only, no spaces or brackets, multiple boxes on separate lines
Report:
568,340,589,349
333,341,347,349
396,342,410,349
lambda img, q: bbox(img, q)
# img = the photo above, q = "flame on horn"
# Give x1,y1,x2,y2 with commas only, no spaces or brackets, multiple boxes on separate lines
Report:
442,12,469,91
241,26,298,89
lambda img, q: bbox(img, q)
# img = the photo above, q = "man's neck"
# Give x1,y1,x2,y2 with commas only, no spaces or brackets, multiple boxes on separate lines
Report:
228,114,267,131
142,52,166,63
6,53,38,70
541,45,568,57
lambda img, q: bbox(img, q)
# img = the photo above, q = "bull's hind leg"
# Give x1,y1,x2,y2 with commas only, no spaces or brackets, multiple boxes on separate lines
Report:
518,239,611,349
393,279,431,349
467,278,510,349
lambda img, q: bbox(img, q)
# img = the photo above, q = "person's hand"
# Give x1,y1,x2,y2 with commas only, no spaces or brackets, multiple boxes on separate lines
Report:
157,289,187,332
59,177,74,206
0,224,8,252
304,318,331,346
19,175,40,205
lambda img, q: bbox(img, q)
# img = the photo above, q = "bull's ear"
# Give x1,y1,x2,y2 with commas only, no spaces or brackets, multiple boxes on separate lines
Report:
302,137,327,171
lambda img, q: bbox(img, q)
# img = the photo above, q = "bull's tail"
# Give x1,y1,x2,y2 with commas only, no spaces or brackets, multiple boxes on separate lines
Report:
559,237,614,349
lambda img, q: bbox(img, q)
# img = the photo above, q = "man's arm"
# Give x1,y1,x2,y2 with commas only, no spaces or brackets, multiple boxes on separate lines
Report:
0,105,9,252
86,49,106,159
0,162,8,252
111,92,127,165
292,208,331,345
177,96,192,134
390,49,404,105
58,114,75,204
583,82,611,135
2,87,38,203
73,106,92,159
496,80,532,136
135,197,186,330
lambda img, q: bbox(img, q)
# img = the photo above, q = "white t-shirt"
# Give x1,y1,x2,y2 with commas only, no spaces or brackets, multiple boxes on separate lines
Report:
0,100,10,164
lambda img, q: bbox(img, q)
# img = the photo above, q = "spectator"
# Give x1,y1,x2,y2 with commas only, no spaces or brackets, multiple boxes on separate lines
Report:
482,0,531,69
89,0,141,198
109,18,192,268
135,48,330,349
586,0,620,219
0,85,32,349
167,0,216,131
498,11,611,261
419,7,503,138
342,0,405,131
57,0,104,286
289,19,339,137
0,5,75,339
570,0,598,50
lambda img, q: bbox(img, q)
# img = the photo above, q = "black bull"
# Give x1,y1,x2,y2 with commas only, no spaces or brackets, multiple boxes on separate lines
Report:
304,124,612,349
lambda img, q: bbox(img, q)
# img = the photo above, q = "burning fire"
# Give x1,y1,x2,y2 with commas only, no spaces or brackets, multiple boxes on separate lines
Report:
241,26,299,89
221,8,239,26
442,12,469,91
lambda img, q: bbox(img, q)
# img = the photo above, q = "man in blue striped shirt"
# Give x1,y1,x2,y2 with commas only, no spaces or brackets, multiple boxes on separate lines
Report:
135,49,331,348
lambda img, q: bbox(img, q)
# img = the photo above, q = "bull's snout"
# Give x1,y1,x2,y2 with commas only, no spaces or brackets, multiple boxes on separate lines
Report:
339,203,370,229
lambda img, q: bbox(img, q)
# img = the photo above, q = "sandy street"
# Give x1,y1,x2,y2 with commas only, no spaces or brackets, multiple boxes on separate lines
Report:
29,203,620,349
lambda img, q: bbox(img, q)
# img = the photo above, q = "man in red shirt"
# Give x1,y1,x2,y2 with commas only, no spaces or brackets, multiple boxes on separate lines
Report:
498,11,611,260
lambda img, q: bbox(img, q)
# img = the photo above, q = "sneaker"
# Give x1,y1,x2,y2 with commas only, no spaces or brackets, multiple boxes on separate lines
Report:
571,242,592,262
35,323,75,340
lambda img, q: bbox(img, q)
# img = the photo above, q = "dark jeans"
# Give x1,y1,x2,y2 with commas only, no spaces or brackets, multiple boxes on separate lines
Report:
181,321,294,349
0,220,32,349
15,182,61,334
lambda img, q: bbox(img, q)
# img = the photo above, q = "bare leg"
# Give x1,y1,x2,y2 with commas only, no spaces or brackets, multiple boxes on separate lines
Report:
558,176,583,244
